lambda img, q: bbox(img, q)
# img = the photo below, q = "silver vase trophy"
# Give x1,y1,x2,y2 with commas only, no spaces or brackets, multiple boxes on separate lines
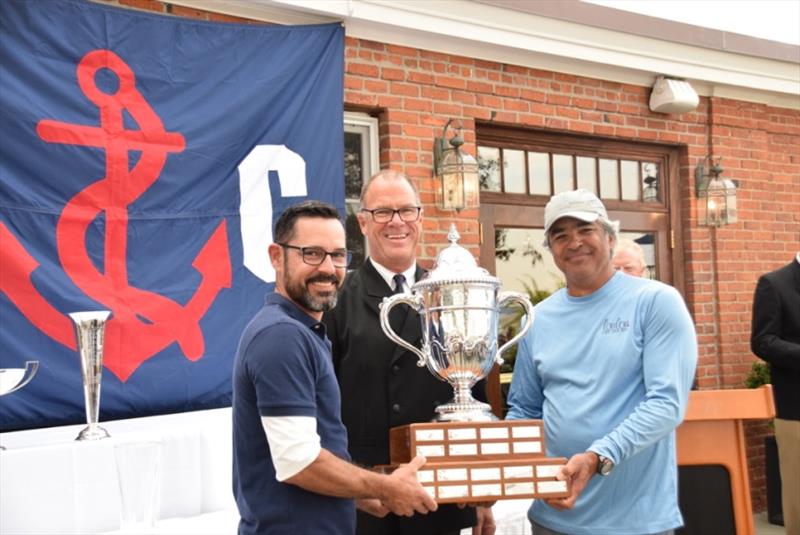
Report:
69,310,111,441
380,225,534,422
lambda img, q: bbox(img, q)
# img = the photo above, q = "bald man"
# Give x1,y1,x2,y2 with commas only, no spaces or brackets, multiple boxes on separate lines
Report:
613,238,647,278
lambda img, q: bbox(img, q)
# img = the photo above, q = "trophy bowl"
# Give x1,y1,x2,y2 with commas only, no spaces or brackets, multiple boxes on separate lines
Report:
0,360,39,397
0,360,39,450
381,225,533,422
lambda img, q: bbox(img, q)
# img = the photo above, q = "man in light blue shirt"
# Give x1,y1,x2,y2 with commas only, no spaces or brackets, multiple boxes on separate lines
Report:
507,189,697,535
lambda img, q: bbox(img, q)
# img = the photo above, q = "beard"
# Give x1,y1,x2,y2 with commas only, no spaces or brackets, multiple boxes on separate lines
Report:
285,273,340,312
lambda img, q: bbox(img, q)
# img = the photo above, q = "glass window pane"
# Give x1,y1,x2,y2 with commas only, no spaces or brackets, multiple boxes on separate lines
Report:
528,152,550,195
642,162,659,202
495,227,565,297
503,149,526,194
617,231,656,280
576,156,597,193
599,159,619,199
344,131,364,199
345,201,365,269
478,146,501,192
494,226,566,414
552,154,573,194
621,160,640,201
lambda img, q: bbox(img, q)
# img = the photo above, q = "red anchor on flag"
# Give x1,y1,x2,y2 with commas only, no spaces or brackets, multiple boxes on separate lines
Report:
0,50,231,381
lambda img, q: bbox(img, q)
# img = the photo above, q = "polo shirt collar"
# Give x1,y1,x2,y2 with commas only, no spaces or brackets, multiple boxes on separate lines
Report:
264,292,327,339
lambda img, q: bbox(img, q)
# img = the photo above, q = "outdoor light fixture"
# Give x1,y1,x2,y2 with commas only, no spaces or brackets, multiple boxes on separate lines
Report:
649,76,699,114
433,118,479,211
695,157,738,227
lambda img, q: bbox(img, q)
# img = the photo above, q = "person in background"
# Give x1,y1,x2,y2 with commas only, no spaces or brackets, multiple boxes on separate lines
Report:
232,200,436,535
507,189,697,535
324,170,495,535
612,237,647,278
751,253,800,535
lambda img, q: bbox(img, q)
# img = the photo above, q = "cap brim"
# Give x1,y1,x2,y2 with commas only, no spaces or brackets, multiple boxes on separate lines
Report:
545,210,600,233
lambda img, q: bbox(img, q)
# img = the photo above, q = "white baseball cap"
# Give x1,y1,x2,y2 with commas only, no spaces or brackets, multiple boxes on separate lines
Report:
543,189,609,234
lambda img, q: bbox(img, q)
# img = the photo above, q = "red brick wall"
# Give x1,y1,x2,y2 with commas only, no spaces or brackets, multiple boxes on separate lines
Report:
101,0,800,511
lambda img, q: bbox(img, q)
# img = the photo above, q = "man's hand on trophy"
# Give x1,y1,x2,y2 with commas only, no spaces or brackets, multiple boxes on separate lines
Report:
543,452,594,511
356,498,390,518
379,455,438,517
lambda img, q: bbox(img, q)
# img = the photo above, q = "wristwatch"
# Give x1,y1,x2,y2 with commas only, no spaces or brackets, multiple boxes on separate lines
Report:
595,454,614,476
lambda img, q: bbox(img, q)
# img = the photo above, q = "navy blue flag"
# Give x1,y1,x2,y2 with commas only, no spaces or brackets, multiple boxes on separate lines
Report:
0,0,344,430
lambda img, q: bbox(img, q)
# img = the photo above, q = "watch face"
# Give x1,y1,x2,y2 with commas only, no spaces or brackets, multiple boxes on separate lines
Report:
598,456,614,476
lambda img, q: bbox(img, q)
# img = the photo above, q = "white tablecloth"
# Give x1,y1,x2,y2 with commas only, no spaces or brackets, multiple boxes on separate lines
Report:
1,408,531,535
0,408,235,534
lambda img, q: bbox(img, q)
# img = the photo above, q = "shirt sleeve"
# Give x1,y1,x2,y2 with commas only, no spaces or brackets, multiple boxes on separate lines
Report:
262,416,321,481
506,319,544,420
245,322,319,418
589,286,698,463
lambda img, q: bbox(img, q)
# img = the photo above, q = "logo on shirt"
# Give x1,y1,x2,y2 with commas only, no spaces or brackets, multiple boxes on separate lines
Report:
601,317,630,334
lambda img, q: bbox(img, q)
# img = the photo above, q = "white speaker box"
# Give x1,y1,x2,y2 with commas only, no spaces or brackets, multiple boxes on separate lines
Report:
649,77,699,114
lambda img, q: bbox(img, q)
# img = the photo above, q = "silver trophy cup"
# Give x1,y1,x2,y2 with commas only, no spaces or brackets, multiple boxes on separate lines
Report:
381,225,534,422
0,360,39,397
0,360,39,450
69,310,111,441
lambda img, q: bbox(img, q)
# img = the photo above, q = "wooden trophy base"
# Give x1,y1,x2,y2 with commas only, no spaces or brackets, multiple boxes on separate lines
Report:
388,420,570,503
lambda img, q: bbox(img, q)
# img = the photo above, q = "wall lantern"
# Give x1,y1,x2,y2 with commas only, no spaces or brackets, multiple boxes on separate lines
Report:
433,119,479,211
695,157,738,227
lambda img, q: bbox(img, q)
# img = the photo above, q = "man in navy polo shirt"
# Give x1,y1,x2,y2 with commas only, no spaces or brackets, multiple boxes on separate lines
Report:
233,201,436,535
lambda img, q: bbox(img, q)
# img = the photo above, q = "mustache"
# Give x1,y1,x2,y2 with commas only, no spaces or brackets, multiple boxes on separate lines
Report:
306,274,340,285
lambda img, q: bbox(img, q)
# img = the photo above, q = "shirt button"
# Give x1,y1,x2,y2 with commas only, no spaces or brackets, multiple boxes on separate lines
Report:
391,364,400,374
392,403,401,413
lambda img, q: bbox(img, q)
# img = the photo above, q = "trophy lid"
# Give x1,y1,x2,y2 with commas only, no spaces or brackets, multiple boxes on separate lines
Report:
414,224,499,289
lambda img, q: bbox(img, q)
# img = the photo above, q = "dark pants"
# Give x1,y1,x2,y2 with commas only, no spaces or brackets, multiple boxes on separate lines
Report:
356,510,463,535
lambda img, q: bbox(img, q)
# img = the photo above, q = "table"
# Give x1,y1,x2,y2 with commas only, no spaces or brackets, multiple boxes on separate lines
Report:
2,387,774,534
0,408,235,534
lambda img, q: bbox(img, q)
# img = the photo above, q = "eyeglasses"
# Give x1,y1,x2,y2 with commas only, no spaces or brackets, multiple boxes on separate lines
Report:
278,244,351,268
360,206,421,223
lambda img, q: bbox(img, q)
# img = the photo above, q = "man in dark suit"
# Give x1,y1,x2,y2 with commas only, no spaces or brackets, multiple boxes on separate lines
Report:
324,170,494,535
751,253,800,535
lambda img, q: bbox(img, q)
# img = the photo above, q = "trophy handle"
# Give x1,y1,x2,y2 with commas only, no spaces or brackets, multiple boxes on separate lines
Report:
495,291,535,366
0,361,39,395
380,293,428,367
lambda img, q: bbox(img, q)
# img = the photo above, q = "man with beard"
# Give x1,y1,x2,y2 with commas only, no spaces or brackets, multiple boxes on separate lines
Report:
323,171,494,535
233,201,437,535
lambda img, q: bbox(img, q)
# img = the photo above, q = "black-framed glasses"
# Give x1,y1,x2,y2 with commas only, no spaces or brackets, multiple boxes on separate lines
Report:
360,206,421,223
278,244,351,268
